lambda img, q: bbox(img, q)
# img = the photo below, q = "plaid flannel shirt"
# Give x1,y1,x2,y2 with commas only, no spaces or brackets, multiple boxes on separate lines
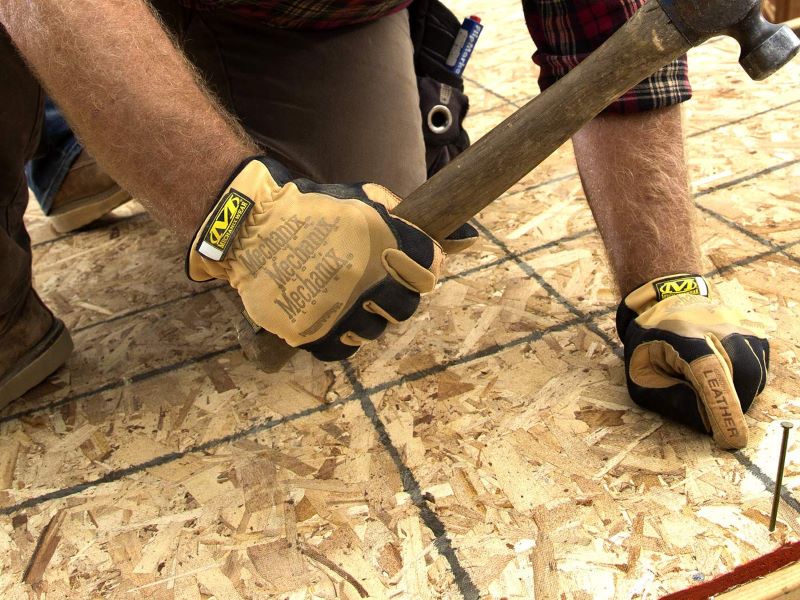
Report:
176,0,689,113
523,0,692,113
176,0,412,29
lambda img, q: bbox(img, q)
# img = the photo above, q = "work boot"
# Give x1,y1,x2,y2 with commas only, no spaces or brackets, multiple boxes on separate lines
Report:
0,290,73,409
47,150,131,233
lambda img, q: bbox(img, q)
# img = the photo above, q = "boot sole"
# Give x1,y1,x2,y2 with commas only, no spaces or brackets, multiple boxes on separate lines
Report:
49,187,132,233
0,318,73,410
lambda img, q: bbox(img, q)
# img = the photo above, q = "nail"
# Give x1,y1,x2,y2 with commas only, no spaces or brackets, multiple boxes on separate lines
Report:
769,421,793,532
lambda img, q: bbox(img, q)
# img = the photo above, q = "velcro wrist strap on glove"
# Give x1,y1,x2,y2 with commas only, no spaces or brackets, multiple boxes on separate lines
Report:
187,157,444,361
616,274,769,449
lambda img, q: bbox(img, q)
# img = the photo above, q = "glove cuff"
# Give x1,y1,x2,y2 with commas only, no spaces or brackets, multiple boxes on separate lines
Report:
616,274,709,339
185,156,292,282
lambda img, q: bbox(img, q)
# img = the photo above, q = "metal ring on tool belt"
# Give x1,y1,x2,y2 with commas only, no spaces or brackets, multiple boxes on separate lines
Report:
427,104,454,134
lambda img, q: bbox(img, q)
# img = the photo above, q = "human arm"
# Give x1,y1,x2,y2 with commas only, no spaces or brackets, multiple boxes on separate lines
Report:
521,0,768,446
0,0,256,241
572,104,701,295
0,0,444,359
572,93,767,450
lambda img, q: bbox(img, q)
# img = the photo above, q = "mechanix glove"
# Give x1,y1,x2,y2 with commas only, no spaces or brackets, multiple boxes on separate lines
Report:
616,274,769,449
187,157,444,361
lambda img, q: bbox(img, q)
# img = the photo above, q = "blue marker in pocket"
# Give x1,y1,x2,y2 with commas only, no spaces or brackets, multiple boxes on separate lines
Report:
446,15,483,76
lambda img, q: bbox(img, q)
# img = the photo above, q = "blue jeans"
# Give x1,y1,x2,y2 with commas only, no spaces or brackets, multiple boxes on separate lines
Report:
25,98,82,214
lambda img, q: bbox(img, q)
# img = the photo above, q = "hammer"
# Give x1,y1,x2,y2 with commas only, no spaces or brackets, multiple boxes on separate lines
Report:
237,0,800,372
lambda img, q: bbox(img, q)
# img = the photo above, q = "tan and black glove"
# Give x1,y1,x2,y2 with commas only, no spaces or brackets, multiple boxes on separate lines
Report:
616,274,769,449
187,157,444,361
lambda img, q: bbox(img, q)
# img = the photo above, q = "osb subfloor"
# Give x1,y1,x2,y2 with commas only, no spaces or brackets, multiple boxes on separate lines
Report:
2,2,800,599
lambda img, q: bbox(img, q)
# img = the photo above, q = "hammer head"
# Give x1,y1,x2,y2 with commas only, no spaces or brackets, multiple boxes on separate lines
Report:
658,0,800,80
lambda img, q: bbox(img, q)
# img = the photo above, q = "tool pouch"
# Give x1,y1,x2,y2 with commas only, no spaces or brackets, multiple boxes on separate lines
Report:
408,0,471,178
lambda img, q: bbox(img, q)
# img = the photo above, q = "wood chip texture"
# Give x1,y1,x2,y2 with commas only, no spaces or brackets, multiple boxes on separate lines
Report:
1,0,800,598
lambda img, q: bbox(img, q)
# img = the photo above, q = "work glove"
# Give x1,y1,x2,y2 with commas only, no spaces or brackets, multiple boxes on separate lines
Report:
616,274,769,449
440,222,479,254
187,157,444,361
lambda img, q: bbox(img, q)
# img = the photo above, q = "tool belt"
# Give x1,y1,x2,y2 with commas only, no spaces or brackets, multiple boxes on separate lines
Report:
408,0,471,178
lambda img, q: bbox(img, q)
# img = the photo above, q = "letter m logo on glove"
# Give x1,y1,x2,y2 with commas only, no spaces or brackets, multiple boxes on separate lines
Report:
653,275,709,301
198,190,254,261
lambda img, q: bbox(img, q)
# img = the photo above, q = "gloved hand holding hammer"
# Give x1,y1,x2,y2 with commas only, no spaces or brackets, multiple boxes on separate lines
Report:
1,0,796,453
187,157,445,362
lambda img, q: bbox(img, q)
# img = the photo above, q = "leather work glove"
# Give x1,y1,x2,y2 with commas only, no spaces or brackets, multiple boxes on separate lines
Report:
441,222,479,254
616,274,769,449
187,157,444,361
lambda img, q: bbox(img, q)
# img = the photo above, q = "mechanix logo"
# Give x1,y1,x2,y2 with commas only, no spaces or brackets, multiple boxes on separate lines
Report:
273,248,351,321
234,209,355,328
239,216,333,278
197,190,254,261
654,276,709,301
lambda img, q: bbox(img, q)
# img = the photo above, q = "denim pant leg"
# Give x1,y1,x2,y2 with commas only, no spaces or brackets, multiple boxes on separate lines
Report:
0,26,44,323
25,99,82,214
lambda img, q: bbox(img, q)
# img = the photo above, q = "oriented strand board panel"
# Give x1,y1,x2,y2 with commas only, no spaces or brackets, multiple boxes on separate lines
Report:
2,1,800,598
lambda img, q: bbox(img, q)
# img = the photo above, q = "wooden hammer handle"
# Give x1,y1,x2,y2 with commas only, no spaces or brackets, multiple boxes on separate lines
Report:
241,2,692,373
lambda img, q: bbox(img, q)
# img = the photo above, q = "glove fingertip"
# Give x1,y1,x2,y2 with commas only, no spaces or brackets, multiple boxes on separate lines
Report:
716,431,749,450
363,281,420,323
441,239,475,254
442,223,479,254
720,334,766,411
690,354,749,449
362,182,401,211
382,248,440,293
311,342,360,362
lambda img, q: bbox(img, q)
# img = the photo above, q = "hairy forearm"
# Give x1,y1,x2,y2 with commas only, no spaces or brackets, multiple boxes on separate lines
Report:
0,0,257,239
572,105,702,296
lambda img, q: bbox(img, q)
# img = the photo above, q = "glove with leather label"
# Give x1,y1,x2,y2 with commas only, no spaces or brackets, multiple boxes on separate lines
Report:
187,157,444,361
616,274,769,449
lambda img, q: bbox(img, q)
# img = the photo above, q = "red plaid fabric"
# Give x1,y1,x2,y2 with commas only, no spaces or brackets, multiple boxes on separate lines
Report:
176,0,412,29
523,0,692,113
